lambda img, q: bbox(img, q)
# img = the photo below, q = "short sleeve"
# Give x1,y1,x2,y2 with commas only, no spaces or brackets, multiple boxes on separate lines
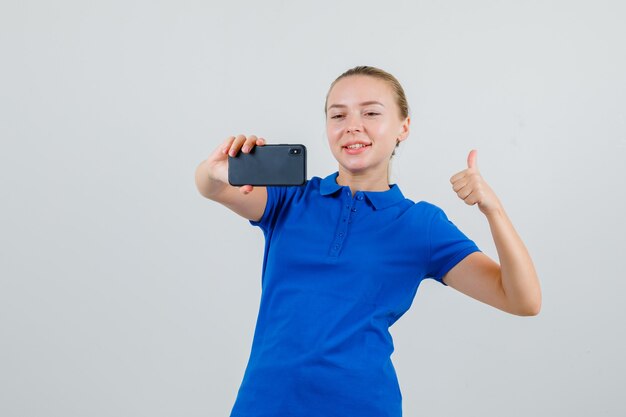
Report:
426,207,481,286
249,185,297,235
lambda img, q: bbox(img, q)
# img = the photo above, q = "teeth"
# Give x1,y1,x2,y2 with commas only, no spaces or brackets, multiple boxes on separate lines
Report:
346,144,368,149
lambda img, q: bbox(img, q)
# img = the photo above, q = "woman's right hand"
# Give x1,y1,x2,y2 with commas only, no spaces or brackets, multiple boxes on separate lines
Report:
206,134,266,194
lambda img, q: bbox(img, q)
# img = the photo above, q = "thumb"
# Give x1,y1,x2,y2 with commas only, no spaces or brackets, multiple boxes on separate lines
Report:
467,149,478,170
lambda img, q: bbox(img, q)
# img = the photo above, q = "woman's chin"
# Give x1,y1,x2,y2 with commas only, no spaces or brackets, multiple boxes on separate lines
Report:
338,160,372,174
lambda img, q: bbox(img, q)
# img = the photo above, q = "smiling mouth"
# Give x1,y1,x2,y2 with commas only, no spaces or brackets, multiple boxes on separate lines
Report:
344,143,371,149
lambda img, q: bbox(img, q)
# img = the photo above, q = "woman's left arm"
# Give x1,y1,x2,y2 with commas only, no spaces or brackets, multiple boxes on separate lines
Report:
443,150,542,316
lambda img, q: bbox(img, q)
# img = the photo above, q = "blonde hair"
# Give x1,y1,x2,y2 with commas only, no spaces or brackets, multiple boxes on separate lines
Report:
324,66,410,121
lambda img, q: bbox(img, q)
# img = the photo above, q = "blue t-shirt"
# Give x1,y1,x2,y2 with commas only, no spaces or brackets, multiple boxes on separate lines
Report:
230,172,480,417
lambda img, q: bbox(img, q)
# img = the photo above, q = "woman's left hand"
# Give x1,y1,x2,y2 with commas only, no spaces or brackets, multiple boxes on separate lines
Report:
450,150,502,216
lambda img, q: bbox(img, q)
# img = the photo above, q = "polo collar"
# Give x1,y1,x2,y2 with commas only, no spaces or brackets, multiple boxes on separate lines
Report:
320,172,405,210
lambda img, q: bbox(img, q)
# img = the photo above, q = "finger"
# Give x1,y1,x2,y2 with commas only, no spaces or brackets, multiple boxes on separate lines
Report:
452,177,469,193
450,170,468,184
209,136,235,160
467,149,478,170
242,135,259,153
462,190,480,206
229,134,247,157
239,185,254,194
456,183,474,200
256,137,266,146
220,136,236,155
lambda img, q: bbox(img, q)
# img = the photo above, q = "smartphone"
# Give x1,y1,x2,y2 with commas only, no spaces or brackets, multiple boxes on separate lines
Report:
228,144,307,186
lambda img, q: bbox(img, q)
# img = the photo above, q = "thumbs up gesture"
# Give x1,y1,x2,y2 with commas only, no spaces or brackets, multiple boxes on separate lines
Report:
450,150,502,216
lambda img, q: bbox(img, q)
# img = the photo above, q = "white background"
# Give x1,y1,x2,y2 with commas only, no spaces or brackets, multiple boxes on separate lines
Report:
1,1,625,416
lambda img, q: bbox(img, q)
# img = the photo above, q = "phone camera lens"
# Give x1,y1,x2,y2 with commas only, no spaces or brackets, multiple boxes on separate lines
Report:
289,148,300,155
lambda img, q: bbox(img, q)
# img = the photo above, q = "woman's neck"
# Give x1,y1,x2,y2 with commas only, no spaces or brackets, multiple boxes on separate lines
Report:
336,168,390,195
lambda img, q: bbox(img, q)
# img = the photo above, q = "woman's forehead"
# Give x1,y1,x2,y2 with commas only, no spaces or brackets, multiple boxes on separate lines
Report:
327,76,395,107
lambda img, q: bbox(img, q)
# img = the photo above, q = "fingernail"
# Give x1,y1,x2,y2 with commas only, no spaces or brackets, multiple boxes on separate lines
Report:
242,146,249,153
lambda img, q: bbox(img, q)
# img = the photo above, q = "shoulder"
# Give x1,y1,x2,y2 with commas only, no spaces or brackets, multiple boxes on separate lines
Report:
306,176,323,190
391,198,457,234
403,198,446,218
412,200,442,212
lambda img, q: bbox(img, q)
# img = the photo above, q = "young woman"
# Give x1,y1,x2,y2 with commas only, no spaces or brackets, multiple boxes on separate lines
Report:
195,66,541,417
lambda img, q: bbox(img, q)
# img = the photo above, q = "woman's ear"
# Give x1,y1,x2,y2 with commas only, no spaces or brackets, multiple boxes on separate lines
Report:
398,117,410,142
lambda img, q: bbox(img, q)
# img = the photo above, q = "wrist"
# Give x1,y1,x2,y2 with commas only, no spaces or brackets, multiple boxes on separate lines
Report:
480,200,505,219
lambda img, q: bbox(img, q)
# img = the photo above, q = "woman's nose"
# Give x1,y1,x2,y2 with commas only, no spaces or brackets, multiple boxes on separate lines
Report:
345,114,362,133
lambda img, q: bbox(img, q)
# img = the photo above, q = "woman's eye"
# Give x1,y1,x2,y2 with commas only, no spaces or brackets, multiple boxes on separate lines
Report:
365,112,380,116
330,115,344,119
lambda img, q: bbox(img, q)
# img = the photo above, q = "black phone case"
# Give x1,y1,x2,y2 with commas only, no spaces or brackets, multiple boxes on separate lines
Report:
228,144,307,186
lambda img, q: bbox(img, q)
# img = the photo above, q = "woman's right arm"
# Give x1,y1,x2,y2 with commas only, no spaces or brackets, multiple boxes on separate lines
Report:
195,135,268,222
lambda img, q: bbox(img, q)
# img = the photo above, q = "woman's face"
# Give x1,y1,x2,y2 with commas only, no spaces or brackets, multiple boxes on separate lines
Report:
325,75,409,178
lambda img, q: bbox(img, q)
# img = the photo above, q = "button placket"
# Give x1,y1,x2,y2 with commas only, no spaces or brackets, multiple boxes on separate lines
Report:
348,192,362,222
329,190,363,257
